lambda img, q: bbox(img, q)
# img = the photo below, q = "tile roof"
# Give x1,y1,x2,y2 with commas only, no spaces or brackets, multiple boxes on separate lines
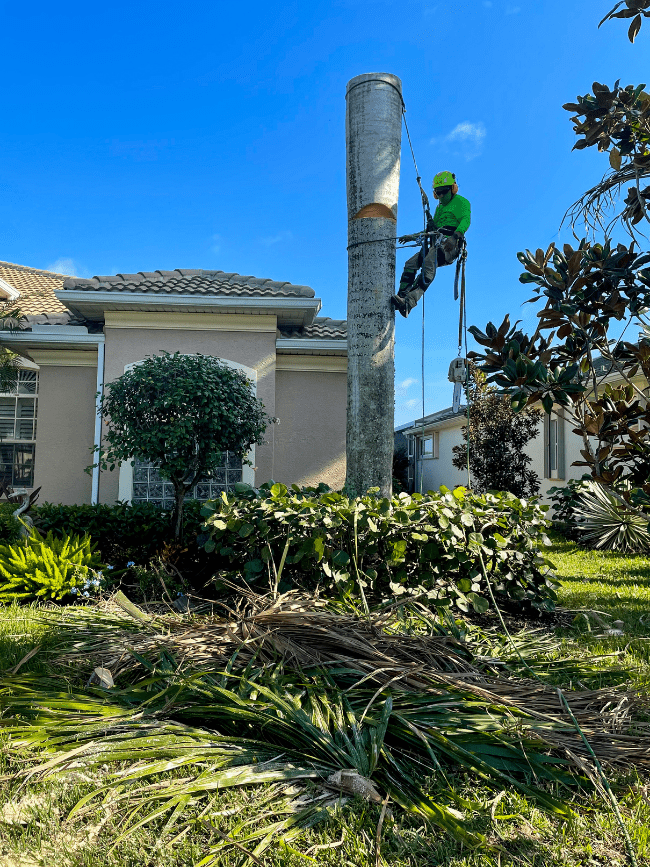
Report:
278,317,347,340
62,269,316,299
0,261,70,317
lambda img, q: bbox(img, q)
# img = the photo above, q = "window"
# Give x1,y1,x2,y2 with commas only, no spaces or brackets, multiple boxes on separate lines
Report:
0,369,37,489
407,436,415,458
544,412,565,480
131,452,243,509
418,432,439,459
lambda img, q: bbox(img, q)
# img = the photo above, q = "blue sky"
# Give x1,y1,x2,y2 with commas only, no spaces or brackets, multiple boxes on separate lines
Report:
1,0,646,424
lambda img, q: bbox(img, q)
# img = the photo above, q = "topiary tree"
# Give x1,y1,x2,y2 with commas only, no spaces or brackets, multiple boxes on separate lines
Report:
452,365,542,498
94,353,271,539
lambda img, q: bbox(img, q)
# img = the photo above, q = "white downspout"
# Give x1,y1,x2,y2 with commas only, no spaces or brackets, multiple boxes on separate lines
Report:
91,338,105,505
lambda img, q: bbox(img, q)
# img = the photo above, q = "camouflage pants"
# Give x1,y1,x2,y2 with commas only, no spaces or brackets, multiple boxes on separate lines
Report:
397,234,461,312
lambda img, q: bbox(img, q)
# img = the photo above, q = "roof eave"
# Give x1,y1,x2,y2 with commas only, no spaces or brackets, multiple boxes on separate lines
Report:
0,331,104,351
276,337,347,356
54,290,321,327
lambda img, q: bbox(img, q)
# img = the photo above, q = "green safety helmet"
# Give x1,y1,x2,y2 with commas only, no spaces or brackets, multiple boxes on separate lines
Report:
433,170,455,189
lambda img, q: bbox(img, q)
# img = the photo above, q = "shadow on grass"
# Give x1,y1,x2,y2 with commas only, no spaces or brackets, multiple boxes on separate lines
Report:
0,603,70,676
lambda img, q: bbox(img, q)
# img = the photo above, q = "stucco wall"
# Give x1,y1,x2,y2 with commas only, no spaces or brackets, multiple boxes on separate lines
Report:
415,423,468,493
274,367,347,490
412,415,589,501
99,315,277,504
34,364,96,505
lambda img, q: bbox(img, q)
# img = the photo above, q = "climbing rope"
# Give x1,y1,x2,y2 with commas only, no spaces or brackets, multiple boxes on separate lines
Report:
346,82,470,493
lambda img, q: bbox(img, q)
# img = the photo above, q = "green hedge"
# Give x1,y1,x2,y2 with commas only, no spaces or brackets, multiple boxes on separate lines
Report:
31,501,205,567
200,484,558,613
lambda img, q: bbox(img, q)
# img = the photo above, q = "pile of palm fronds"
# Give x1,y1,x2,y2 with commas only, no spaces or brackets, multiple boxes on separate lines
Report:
1,590,648,863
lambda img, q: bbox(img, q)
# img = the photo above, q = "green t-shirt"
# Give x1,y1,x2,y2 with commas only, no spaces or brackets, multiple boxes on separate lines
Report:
428,194,471,235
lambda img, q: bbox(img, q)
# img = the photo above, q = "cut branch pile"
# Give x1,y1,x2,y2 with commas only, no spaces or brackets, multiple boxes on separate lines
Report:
1,590,648,862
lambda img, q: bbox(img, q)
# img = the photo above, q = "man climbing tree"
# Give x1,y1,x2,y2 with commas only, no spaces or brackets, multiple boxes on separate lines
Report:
391,170,471,318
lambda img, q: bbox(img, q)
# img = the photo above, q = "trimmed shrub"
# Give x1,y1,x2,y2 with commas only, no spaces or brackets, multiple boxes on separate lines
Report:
200,484,558,614
31,501,205,567
548,476,592,535
0,530,104,603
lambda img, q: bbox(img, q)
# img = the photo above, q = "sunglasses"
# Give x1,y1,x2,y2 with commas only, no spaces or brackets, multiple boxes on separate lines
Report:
435,187,451,195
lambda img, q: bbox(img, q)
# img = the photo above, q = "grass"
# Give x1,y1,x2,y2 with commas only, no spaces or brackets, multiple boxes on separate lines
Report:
1,537,650,867
552,534,650,632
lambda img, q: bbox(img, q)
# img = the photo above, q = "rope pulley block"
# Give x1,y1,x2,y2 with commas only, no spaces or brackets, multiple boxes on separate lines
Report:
448,357,467,414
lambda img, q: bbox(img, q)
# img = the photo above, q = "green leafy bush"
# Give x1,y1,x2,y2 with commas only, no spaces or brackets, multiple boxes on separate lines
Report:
0,529,104,603
200,484,558,614
0,503,23,545
548,476,592,535
32,501,204,567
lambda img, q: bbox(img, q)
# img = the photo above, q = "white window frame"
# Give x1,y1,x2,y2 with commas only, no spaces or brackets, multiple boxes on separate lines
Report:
418,431,439,460
0,365,38,490
544,411,565,480
117,356,257,502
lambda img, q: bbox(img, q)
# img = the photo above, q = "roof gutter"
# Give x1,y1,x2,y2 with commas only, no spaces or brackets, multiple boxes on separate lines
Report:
276,338,347,354
0,332,105,350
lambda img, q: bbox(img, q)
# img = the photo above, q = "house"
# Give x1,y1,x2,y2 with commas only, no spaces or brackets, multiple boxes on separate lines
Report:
396,403,586,501
0,261,348,506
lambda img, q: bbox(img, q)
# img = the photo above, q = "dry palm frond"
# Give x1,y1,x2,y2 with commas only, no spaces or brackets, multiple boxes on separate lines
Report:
33,590,650,769
2,591,650,862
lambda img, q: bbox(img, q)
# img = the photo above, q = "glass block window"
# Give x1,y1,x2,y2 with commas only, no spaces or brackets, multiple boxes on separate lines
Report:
0,370,38,488
132,452,243,509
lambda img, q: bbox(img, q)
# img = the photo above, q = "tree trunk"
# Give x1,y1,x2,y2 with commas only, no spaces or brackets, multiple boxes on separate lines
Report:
172,485,186,541
345,73,401,498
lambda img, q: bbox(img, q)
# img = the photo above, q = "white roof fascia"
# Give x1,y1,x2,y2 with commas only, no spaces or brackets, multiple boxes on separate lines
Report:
400,415,465,436
0,278,20,301
54,290,322,326
0,332,104,349
276,338,347,354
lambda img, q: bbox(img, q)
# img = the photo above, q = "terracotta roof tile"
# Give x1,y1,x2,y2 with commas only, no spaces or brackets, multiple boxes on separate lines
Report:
63,269,316,299
278,317,347,340
0,261,69,317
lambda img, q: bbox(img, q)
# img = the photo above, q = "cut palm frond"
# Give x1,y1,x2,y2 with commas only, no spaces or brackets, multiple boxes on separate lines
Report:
2,592,649,863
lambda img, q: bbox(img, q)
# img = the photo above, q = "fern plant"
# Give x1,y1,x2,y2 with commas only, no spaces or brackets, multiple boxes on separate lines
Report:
0,529,104,603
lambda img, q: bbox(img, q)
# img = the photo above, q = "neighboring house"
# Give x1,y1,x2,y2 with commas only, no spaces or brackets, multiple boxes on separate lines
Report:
0,261,348,506
396,402,586,501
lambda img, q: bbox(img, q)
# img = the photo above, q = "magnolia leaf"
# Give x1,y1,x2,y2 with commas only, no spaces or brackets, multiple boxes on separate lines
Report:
609,147,622,170
629,12,643,40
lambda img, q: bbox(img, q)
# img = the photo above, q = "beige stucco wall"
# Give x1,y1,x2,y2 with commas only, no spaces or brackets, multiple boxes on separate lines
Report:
33,362,97,505
416,422,468,493
274,365,347,490
98,313,278,504
414,414,589,502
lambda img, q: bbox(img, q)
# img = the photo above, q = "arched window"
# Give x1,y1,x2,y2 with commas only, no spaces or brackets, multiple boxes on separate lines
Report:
117,356,257,505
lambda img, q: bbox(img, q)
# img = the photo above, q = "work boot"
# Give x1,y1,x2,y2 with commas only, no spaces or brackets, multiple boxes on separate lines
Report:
391,294,409,318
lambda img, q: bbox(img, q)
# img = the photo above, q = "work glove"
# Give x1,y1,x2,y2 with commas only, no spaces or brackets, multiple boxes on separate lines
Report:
398,233,416,244
453,230,464,242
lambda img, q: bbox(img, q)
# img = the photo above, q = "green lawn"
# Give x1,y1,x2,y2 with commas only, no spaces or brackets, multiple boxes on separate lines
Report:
552,534,650,628
1,539,650,867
